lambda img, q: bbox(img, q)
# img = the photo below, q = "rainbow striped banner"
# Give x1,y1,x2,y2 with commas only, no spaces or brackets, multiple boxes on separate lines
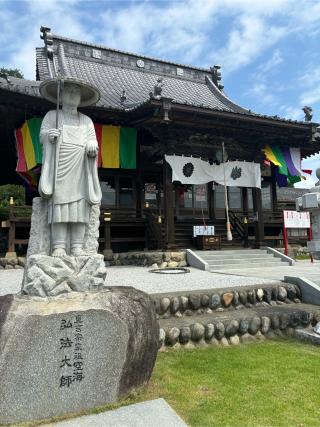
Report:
262,145,304,185
15,118,43,172
94,124,137,169
15,119,137,173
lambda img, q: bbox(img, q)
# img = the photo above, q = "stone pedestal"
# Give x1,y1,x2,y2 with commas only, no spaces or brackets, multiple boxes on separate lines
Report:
22,254,107,297
0,288,159,425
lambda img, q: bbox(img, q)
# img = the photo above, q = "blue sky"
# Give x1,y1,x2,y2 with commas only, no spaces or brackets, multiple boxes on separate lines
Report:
1,0,320,184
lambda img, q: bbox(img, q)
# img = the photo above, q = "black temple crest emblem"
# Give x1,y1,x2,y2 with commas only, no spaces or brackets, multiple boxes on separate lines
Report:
231,166,242,180
183,162,194,178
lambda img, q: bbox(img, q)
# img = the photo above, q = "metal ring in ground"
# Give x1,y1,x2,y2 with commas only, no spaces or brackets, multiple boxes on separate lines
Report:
149,267,190,274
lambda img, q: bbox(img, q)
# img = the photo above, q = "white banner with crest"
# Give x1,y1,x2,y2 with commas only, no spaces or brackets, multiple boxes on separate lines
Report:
165,155,261,188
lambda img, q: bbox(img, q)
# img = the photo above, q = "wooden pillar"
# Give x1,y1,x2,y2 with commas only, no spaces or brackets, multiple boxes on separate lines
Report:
103,222,111,250
136,138,142,218
208,182,215,221
252,187,264,248
242,188,249,217
271,164,278,212
242,188,249,248
163,161,175,248
8,221,15,253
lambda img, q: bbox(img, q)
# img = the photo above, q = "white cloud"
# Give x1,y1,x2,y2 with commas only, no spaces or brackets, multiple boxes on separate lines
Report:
1,0,320,88
246,82,277,105
279,105,304,121
0,1,90,79
216,15,286,73
260,49,283,73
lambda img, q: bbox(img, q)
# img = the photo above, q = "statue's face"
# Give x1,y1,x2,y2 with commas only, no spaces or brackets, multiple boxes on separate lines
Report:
62,84,81,108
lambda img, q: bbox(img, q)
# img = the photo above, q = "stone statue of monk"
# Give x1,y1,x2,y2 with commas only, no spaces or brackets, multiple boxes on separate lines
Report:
38,78,102,257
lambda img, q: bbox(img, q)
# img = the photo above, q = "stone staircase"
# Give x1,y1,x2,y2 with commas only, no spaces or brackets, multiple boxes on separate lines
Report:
191,249,291,272
152,283,320,349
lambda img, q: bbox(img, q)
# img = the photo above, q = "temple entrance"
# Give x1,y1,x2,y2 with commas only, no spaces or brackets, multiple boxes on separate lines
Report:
100,175,136,210
175,183,209,219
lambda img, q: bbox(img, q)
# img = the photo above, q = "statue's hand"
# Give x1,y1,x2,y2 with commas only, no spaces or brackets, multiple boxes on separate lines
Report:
48,128,61,143
86,142,98,158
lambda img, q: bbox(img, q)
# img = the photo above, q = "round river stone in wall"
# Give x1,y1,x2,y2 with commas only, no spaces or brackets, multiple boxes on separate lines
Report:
0,288,158,425
179,326,191,344
239,319,249,335
248,317,261,334
277,287,288,301
210,294,221,309
191,323,205,341
225,320,239,337
189,294,201,310
222,292,234,307
215,322,225,339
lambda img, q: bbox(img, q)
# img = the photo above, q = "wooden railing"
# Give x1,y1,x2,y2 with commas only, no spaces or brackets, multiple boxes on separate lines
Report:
229,210,245,240
3,205,32,253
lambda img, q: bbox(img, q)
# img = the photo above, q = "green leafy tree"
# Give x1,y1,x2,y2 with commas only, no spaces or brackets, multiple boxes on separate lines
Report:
0,68,24,79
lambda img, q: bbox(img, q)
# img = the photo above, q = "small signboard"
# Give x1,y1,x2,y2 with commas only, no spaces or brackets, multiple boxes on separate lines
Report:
283,210,312,262
193,225,215,237
283,210,310,228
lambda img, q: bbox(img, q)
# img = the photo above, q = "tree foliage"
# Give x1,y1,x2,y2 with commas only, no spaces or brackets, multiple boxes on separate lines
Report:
0,67,24,79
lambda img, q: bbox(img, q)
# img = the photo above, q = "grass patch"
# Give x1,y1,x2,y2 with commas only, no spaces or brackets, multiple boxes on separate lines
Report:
13,341,320,427
295,254,311,260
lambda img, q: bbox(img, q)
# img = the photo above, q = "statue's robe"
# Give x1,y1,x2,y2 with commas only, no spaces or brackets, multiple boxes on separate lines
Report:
39,110,102,224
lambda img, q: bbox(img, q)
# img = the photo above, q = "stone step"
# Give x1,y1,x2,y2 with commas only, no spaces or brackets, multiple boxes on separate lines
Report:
202,255,281,264
198,253,271,261
206,257,284,266
193,249,267,256
209,260,289,270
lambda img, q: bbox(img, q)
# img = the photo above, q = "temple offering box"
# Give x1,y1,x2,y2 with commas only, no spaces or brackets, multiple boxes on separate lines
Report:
196,235,221,250
193,225,221,250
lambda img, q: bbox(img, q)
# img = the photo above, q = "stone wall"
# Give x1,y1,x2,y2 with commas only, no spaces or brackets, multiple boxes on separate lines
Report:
159,310,318,350
154,284,302,319
1,251,187,269
104,251,187,268
0,257,25,269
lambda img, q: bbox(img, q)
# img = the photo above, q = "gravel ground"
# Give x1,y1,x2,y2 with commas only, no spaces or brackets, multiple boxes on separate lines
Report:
0,267,279,297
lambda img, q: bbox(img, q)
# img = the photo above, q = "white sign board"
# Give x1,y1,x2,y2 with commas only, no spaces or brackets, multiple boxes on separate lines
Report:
283,210,310,228
193,225,215,237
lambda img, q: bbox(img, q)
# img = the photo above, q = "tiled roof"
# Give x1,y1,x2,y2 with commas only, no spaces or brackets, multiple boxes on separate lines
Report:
0,76,41,98
0,28,313,127
33,31,313,127
35,32,252,113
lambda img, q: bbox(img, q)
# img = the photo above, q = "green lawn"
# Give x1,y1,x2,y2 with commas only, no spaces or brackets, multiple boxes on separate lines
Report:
18,340,320,427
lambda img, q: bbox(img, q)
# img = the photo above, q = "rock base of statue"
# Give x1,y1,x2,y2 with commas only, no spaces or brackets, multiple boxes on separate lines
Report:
22,254,107,297
21,197,107,297
0,288,159,425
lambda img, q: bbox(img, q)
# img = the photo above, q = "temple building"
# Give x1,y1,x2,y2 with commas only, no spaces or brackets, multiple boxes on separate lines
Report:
0,26,319,254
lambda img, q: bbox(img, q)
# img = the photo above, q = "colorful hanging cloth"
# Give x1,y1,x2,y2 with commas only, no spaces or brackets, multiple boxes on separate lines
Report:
274,167,288,187
262,145,304,185
94,125,137,169
15,120,137,172
15,118,43,171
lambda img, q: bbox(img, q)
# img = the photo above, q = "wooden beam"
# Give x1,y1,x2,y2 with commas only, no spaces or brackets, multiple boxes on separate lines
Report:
163,161,175,248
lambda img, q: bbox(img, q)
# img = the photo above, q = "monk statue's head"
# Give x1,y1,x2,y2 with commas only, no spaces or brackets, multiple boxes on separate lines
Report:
62,83,81,109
